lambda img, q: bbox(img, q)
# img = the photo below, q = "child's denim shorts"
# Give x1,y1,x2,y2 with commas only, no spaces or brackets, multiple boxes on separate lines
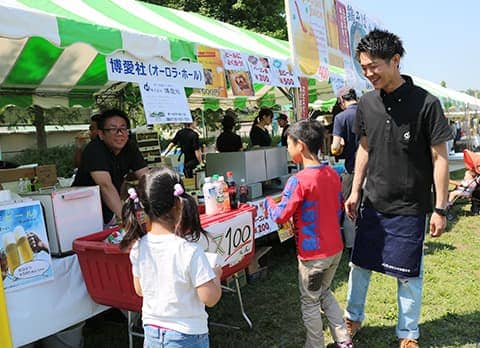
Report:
143,324,209,348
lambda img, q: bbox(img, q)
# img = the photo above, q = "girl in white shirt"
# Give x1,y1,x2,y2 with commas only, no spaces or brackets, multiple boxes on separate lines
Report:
120,166,222,348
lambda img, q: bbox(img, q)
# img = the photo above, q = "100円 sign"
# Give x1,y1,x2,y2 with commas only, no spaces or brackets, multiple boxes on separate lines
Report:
205,211,253,267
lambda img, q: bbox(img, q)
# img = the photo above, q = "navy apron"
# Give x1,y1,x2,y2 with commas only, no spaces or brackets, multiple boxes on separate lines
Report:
351,204,425,278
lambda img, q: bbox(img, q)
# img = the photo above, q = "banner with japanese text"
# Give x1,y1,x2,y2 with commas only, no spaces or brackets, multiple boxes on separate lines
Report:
139,81,192,124
106,52,205,88
220,49,249,71
285,0,329,80
270,59,300,88
346,3,380,92
196,45,227,98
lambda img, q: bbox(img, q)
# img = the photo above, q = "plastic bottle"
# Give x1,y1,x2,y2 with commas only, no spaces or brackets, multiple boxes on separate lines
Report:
226,171,238,210
239,178,249,203
218,176,231,213
211,174,223,212
203,177,218,215
17,178,25,194
24,177,32,192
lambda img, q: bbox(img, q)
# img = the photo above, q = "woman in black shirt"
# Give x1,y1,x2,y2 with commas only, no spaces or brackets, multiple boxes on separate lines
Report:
249,108,273,147
216,115,243,152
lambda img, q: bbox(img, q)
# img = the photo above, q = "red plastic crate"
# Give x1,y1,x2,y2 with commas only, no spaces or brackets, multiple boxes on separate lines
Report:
73,204,256,313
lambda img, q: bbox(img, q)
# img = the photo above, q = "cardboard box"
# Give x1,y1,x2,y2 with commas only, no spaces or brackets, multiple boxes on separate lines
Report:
0,165,57,187
223,269,247,289
0,167,35,183
35,165,57,187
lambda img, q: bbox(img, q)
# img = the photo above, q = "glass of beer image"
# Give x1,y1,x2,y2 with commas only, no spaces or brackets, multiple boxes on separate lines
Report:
14,226,34,264
3,232,20,274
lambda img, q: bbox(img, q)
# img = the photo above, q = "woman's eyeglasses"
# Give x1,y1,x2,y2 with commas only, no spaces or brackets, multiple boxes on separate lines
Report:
103,127,129,135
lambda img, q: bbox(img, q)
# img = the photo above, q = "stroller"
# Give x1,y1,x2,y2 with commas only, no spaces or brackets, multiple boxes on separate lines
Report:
446,149,480,220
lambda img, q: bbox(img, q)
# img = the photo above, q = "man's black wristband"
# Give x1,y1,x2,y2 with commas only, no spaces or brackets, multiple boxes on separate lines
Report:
434,207,448,216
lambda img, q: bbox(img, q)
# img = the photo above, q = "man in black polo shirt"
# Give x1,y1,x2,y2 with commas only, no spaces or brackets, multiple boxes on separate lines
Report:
163,121,203,178
344,29,452,348
331,86,358,255
72,109,148,225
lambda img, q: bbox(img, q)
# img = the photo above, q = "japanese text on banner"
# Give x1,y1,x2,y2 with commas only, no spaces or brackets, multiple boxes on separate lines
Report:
220,49,248,71
106,52,205,88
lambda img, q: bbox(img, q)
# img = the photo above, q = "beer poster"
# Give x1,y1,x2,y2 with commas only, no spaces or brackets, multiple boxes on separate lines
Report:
0,200,53,292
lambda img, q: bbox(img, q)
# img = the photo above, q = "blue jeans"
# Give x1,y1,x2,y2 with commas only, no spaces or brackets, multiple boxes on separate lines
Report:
345,262,424,339
143,325,209,348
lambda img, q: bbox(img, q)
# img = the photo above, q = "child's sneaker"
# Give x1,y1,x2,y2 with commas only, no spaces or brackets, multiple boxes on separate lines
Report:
399,338,419,348
335,341,354,348
345,318,362,338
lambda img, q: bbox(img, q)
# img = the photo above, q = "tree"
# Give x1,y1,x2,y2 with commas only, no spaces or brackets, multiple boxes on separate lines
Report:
141,0,288,40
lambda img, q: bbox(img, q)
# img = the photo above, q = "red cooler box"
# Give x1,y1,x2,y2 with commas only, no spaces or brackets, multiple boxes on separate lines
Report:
73,205,256,312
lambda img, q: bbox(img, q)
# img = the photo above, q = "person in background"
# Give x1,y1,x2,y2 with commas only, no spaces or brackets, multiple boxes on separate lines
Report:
265,120,353,348
72,108,148,226
344,29,452,348
74,113,101,169
330,86,359,256
216,114,243,152
249,108,273,147
163,120,203,178
119,167,222,348
276,113,290,147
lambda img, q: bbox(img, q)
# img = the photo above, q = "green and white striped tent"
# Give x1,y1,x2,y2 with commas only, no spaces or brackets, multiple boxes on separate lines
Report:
0,0,478,113
0,0,293,109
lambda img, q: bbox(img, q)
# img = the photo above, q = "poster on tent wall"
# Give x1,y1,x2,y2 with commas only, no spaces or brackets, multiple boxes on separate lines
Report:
139,81,192,124
245,55,275,85
270,59,300,88
196,45,227,98
322,0,344,69
345,3,379,92
285,0,329,80
1,200,54,293
220,49,249,71
226,70,255,96
106,52,205,88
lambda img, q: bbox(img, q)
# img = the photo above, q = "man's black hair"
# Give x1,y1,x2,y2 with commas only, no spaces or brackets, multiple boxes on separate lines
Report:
356,28,405,62
287,119,324,155
221,115,235,131
339,88,358,102
97,108,130,130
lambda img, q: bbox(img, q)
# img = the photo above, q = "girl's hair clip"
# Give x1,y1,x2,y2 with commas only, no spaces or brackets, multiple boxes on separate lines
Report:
128,187,139,203
173,183,184,197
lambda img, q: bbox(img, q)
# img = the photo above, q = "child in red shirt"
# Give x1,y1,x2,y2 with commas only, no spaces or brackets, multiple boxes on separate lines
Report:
265,119,353,348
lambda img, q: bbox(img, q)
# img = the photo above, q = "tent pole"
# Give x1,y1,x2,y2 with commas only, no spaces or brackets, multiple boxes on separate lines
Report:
0,278,13,348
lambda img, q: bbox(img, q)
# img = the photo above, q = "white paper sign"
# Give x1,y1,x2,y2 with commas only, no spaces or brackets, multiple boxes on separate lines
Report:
107,52,205,88
204,211,254,267
245,54,274,85
220,49,249,71
249,198,279,239
270,58,300,87
139,81,192,124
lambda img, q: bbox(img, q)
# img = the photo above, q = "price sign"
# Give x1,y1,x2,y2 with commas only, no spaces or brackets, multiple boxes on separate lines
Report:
249,199,279,239
204,211,254,267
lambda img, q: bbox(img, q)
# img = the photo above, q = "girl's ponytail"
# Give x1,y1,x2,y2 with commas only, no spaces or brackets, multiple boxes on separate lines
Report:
120,188,145,249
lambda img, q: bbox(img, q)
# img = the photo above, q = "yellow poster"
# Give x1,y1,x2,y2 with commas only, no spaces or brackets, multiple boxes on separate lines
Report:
196,45,227,98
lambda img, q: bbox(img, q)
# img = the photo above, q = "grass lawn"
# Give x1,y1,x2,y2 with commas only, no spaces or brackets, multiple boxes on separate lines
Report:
84,171,480,347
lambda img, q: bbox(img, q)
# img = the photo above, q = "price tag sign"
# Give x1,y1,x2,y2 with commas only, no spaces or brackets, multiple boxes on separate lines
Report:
204,211,254,267
249,199,279,239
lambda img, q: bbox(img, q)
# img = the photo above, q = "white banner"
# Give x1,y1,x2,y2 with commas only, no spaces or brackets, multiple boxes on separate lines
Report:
106,52,205,88
139,81,192,124
271,58,300,88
